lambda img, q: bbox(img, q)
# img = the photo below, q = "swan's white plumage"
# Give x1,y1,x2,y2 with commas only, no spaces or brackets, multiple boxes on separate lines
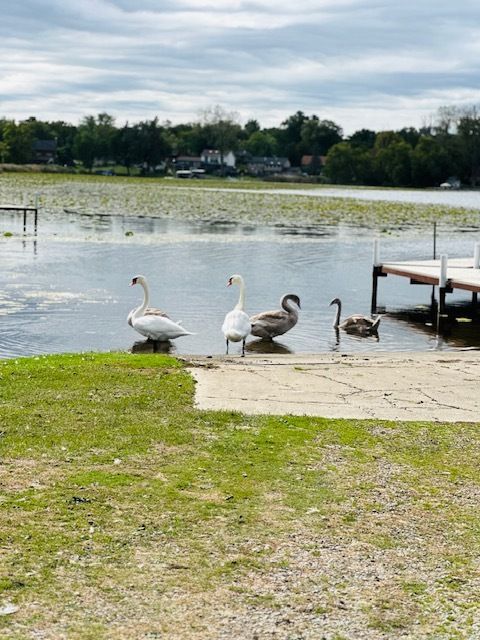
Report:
222,308,251,342
129,275,193,341
222,274,251,356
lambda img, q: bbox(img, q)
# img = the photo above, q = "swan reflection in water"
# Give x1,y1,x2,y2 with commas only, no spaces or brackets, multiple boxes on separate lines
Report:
330,327,380,351
130,339,176,354
245,338,293,355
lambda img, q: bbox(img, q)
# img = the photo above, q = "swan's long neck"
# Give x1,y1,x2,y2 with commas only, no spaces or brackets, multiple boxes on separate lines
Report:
133,280,149,319
281,295,298,315
332,300,341,328
235,278,246,311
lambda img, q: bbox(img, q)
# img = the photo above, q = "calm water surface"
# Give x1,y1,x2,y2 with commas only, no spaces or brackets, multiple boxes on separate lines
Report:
1,209,479,358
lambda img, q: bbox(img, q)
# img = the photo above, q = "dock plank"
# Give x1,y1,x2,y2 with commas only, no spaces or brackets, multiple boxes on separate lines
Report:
381,257,480,293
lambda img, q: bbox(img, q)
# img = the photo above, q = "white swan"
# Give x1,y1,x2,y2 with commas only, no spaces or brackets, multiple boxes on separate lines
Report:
329,297,380,334
128,275,193,341
250,293,301,340
221,274,251,356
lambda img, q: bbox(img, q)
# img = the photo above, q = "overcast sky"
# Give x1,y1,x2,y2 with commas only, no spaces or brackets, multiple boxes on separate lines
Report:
1,0,480,134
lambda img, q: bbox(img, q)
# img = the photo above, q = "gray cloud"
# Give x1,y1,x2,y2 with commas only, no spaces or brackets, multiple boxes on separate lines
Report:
1,0,480,132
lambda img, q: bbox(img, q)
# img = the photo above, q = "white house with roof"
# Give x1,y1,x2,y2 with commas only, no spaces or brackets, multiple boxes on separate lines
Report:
200,149,236,168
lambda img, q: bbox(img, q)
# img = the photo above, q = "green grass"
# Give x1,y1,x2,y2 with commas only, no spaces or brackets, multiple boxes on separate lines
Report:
1,353,480,638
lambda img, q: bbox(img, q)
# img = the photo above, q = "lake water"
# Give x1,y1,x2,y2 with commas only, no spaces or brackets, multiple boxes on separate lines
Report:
1,202,479,359
200,185,480,210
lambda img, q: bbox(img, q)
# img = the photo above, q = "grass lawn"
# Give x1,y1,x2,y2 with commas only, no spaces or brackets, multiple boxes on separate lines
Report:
1,353,480,639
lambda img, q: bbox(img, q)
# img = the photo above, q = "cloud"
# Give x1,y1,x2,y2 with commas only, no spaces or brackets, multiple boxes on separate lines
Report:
1,0,480,133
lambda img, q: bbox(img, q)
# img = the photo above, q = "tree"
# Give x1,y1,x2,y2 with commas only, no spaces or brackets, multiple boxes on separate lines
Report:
457,106,480,185
95,113,116,162
171,123,210,156
349,129,376,149
73,116,98,171
277,111,308,165
113,124,137,175
2,120,34,163
243,131,278,157
397,127,421,148
244,119,260,138
411,136,453,187
325,142,373,185
300,118,343,156
373,133,412,186
201,105,241,175
49,121,77,166
132,118,172,173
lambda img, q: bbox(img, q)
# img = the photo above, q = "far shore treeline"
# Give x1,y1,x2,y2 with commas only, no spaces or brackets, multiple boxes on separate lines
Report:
1,105,479,187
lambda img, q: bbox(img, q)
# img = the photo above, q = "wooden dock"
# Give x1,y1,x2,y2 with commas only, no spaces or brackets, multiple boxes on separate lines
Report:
380,257,480,292
371,241,480,316
0,204,38,232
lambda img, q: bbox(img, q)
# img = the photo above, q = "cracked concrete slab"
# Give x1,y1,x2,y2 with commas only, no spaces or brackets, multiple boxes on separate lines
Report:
186,352,480,422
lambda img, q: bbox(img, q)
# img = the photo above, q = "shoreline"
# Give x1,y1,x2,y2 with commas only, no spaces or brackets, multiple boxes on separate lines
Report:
188,351,480,422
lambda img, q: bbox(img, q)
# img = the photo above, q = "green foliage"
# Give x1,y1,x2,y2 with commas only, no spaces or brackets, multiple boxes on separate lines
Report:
2,104,480,186
243,130,278,157
300,117,343,156
411,136,454,186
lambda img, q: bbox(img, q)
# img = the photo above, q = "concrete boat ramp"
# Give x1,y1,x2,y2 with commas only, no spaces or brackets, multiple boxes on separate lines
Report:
187,352,480,423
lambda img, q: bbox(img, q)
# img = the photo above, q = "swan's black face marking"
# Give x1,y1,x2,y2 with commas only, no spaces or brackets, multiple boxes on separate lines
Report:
227,277,233,287
130,277,138,286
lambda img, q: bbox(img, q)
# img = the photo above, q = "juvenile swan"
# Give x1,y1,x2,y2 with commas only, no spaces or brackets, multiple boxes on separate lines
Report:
250,294,301,340
222,274,251,356
128,275,193,341
329,297,380,334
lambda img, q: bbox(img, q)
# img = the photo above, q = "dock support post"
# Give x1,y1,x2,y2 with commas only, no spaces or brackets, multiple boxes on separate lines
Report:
23,207,27,233
371,239,381,314
436,255,449,333
438,254,448,314
34,194,39,232
371,268,379,315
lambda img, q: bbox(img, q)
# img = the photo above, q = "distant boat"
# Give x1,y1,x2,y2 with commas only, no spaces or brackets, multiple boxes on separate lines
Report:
440,177,461,190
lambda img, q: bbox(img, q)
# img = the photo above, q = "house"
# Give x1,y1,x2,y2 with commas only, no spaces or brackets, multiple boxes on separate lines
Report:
200,149,236,169
246,156,290,177
172,155,203,170
32,139,57,164
301,155,327,174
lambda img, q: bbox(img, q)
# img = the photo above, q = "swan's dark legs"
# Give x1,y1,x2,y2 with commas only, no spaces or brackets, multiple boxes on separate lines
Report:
225,338,229,355
241,338,246,357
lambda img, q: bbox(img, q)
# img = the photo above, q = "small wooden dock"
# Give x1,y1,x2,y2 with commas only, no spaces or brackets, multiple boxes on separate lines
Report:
371,241,480,316
0,204,38,232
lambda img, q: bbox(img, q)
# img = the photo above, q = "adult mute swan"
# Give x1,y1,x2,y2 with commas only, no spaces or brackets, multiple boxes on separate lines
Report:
128,275,193,341
329,298,380,334
222,274,251,356
250,294,301,340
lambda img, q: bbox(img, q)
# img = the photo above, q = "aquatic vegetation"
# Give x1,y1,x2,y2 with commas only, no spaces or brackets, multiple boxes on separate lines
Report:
0,172,479,231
